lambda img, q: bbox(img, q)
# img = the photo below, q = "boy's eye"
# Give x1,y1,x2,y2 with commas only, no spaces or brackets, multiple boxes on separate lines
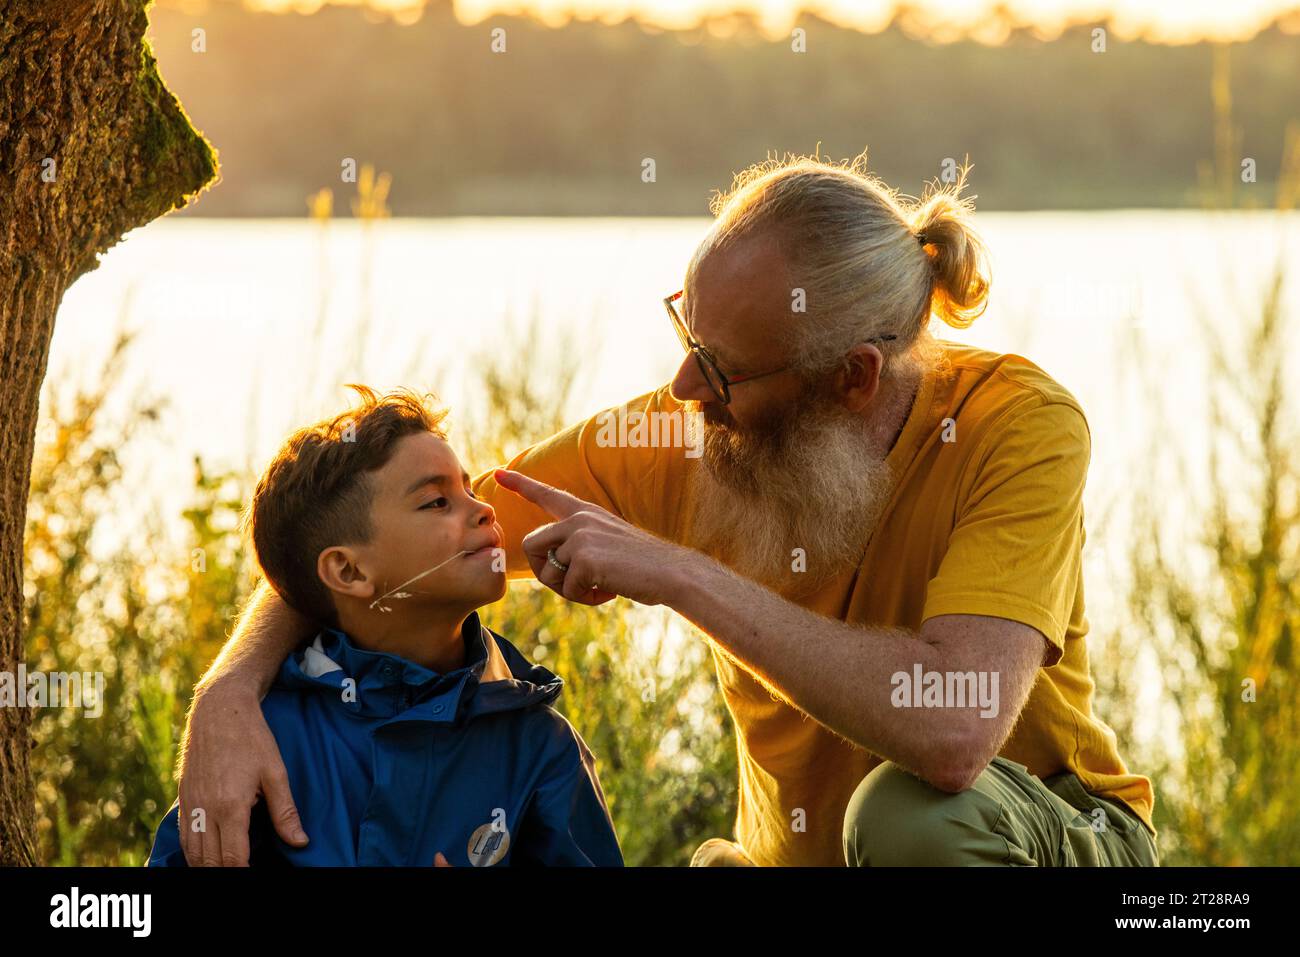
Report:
419,497,448,510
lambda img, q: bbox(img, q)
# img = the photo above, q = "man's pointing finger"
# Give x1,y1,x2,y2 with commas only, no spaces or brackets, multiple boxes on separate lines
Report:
493,468,587,519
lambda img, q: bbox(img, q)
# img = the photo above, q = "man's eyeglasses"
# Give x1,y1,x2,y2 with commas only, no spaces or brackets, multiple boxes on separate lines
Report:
663,290,897,405
663,291,790,405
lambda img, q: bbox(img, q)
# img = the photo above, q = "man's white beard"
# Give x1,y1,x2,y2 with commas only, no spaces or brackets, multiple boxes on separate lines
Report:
686,387,898,599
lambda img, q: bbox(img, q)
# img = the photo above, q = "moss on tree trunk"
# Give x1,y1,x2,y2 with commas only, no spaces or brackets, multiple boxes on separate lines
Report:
0,0,218,864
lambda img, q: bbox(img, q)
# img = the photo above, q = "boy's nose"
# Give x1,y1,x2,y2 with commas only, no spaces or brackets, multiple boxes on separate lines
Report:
474,499,497,525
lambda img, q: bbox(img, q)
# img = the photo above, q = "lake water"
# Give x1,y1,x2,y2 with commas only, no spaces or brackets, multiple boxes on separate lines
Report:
44,211,1300,716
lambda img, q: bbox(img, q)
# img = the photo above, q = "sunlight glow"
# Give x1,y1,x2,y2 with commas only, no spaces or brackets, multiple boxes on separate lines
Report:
230,0,1300,43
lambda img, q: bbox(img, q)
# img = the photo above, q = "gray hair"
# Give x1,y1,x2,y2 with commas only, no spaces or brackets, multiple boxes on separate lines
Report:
685,150,990,383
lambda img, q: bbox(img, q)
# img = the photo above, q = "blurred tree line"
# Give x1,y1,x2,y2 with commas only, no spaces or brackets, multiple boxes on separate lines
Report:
147,0,1300,216
20,24,1300,865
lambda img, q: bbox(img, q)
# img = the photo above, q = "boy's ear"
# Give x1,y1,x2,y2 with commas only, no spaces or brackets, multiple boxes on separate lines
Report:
317,546,376,599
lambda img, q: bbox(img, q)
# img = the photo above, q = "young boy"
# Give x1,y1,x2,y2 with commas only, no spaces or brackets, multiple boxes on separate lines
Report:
148,386,623,866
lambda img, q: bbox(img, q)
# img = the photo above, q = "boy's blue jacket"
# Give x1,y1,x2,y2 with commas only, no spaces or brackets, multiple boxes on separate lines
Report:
148,611,623,866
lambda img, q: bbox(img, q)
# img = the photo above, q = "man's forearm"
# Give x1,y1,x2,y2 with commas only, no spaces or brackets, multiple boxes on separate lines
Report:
196,578,314,700
666,551,967,784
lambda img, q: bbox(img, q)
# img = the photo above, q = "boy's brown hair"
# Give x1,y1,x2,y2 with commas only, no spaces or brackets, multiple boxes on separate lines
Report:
246,384,450,626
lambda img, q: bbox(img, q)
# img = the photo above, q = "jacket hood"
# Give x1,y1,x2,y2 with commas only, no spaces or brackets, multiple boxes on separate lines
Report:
274,610,562,724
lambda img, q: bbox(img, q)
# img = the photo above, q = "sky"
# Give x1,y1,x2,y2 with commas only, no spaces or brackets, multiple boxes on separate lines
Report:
232,0,1300,42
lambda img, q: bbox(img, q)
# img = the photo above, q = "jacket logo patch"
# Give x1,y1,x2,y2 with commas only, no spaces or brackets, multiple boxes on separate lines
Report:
467,819,510,866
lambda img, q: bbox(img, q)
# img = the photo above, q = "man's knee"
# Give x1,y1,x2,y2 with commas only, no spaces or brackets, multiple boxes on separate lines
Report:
842,761,1005,866
690,837,756,867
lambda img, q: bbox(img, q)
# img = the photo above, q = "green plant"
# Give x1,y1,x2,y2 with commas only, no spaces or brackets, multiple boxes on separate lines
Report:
1093,46,1299,865
26,321,737,865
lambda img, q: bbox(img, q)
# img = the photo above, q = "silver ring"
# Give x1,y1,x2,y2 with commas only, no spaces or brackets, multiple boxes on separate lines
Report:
547,547,569,574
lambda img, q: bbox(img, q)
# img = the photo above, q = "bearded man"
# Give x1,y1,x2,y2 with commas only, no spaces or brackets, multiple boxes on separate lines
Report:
177,154,1157,867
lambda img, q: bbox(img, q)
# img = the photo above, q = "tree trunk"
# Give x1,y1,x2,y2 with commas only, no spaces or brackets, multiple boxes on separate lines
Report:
0,0,217,864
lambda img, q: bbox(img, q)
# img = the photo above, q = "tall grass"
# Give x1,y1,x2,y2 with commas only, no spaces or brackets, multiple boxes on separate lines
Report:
28,57,1297,865
24,318,737,866
1099,256,1299,865
23,333,246,865
1092,45,1299,865
27,162,735,865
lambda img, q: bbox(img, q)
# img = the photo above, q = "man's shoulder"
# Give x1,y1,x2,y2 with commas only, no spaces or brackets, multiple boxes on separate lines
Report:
925,341,1093,502
585,383,689,430
936,340,1089,441
940,340,1083,410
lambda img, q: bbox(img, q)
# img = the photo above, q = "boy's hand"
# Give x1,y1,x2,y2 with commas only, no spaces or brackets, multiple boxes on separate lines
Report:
178,683,309,866
494,468,696,607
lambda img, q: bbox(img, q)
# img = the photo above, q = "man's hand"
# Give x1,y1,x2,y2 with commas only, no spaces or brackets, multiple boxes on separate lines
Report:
494,468,692,607
177,579,314,865
178,684,308,866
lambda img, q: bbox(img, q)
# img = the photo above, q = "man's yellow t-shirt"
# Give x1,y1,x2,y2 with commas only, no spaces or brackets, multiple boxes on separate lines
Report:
472,340,1156,867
